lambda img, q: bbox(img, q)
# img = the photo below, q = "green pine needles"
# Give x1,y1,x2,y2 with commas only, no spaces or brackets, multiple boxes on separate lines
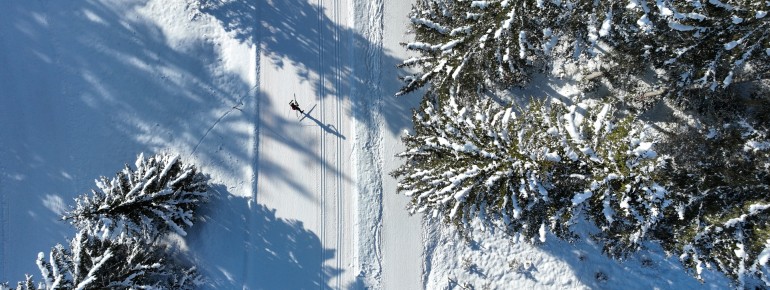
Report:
656,120,770,283
397,0,770,286
393,97,664,252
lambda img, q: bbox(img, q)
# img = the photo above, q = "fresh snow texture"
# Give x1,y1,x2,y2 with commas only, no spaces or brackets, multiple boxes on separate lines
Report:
424,216,731,290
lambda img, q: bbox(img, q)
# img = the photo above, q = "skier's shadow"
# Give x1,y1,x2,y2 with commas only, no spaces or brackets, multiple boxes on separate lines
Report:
300,105,346,140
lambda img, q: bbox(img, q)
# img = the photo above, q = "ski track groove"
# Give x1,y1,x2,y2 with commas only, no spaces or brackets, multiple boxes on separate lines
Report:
318,0,345,287
248,2,262,285
333,0,344,289
317,0,328,287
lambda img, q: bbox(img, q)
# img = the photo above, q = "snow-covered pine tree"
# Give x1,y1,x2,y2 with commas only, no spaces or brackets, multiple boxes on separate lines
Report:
392,95,665,253
63,153,209,241
399,0,770,106
621,0,770,98
656,119,770,286
33,232,202,289
397,0,619,98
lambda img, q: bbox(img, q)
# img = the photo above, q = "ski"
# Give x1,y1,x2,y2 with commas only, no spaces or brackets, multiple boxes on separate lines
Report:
298,104,317,122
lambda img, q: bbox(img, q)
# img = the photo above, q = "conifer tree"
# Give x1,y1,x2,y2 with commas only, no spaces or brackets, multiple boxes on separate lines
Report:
397,0,619,97
1,153,211,289
625,1,770,96
63,153,209,241
656,119,770,286
34,232,202,289
392,96,664,252
400,0,770,104
395,0,770,286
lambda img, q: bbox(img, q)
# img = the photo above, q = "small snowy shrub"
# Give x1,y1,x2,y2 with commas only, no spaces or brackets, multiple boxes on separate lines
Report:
64,153,209,241
0,276,35,290
595,271,609,282
34,232,202,289
392,96,664,253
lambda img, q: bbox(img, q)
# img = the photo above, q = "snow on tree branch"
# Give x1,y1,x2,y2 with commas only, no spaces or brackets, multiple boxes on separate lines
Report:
400,0,770,105
656,119,770,286
5,153,210,288
397,0,618,97
392,96,664,250
33,232,203,289
63,153,209,241
622,0,770,94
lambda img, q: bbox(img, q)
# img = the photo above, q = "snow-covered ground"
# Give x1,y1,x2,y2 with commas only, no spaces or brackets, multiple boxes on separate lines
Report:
0,0,736,289
425,215,733,289
0,0,423,288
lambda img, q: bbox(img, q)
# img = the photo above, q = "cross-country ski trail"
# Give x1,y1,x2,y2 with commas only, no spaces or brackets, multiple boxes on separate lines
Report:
254,0,354,288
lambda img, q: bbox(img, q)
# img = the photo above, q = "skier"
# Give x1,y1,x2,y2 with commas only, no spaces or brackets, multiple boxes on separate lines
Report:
289,99,304,114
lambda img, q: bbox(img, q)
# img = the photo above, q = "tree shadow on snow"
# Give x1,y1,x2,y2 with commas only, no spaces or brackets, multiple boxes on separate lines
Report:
187,184,340,289
198,0,417,135
0,0,417,283
0,0,310,280
534,230,730,290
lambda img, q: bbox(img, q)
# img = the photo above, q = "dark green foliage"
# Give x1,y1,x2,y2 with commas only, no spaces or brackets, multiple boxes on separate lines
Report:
597,0,770,108
392,96,664,252
639,1,770,94
397,0,770,286
656,118,770,283
401,1,770,105
397,0,619,98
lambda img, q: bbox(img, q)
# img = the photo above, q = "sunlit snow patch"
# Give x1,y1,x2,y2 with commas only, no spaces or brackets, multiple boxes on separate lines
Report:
633,142,657,158
571,190,593,206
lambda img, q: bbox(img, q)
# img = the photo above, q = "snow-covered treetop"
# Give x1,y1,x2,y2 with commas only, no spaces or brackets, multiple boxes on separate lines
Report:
393,95,664,251
34,232,202,290
399,0,770,100
63,153,209,242
633,0,770,93
397,0,618,97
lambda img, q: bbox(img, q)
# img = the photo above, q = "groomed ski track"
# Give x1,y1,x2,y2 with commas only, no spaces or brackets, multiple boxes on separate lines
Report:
255,0,424,288
255,0,355,288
